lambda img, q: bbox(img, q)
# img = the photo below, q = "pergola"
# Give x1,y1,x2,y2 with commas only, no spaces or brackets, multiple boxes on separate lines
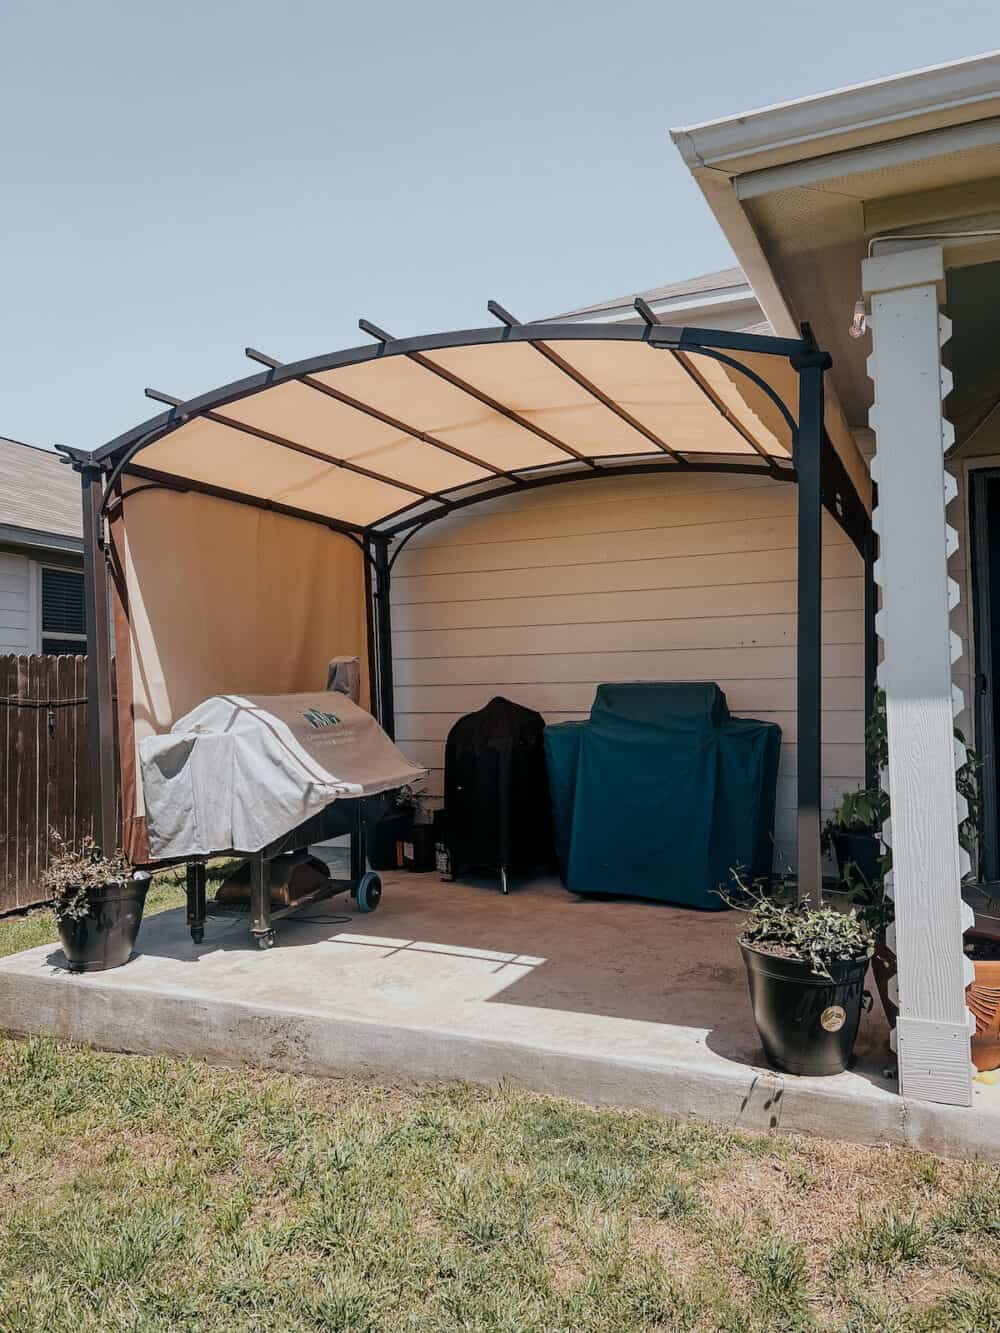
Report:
64,306,872,904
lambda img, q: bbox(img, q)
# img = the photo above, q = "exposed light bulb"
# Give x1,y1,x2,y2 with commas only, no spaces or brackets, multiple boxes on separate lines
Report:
848,298,868,340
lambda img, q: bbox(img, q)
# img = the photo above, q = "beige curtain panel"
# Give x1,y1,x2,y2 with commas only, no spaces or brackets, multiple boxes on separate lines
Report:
110,487,368,860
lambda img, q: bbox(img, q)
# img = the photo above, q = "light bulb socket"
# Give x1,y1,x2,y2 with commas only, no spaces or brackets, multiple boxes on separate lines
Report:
848,298,868,340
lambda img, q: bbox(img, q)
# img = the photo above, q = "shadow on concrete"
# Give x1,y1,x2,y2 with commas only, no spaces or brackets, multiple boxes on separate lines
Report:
125,870,894,1091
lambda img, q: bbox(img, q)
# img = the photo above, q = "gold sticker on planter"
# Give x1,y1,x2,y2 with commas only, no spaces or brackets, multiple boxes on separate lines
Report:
820,1005,846,1032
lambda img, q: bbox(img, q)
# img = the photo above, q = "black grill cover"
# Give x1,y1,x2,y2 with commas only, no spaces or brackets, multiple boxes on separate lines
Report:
444,696,553,875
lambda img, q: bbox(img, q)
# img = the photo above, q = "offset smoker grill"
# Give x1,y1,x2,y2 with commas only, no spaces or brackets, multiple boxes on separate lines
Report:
184,798,380,949
139,687,425,949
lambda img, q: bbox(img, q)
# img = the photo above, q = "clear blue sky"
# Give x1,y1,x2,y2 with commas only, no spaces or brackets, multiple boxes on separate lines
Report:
4,2,999,450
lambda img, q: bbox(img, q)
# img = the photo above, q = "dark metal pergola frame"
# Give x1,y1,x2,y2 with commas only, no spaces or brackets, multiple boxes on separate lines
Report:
64,310,872,907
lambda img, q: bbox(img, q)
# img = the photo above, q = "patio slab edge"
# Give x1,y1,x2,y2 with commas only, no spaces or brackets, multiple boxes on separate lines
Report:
0,965,995,1161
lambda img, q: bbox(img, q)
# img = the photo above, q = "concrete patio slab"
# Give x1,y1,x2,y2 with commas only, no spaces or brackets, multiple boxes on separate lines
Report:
0,870,996,1158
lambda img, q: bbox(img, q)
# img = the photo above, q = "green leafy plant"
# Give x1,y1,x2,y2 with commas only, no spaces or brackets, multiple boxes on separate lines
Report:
824,689,983,886
391,783,426,815
823,786,889,838
41,831,131,923
728,881,874,978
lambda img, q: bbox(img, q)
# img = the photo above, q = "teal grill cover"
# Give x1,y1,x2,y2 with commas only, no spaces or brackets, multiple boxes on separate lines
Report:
543,682,780,909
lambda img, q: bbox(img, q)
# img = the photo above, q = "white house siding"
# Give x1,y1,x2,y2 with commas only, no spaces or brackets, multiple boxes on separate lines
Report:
390,469,866,870
0,552,32,654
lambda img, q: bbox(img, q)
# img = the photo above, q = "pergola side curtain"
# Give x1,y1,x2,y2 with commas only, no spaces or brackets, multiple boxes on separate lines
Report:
73,318,872,903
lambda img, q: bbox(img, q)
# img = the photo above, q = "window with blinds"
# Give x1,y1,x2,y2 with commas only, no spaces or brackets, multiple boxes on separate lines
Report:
41,566,86,655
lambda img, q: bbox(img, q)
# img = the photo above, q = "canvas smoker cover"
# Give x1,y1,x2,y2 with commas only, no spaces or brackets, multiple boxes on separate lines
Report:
544,682,780,909
139,691,426,859
444,696,553,873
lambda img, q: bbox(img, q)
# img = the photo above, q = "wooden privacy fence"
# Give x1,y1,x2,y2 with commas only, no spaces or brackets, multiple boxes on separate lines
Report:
0,654,95,914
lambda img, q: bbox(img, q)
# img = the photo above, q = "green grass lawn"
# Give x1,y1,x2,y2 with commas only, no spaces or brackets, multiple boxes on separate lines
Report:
0,891,998,1330
0,1036,995,1332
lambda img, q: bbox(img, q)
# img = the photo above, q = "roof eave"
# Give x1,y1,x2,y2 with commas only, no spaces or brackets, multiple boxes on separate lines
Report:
0,523,83,554
670,49,1000,175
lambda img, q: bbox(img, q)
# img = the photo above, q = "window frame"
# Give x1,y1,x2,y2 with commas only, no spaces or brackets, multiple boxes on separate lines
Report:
34,560,87,656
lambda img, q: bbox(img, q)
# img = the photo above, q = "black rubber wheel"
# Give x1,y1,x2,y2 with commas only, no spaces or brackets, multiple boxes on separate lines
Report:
356,871,382,913
191,926,204,944
256,931,275,950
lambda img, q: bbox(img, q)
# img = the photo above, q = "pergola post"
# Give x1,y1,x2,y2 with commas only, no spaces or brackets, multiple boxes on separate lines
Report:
791,342,830,908
863,244,974,1106
372,538,395,739
80,462,117,855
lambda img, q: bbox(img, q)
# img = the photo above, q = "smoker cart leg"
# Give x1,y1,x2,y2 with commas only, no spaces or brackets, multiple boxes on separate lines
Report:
250,854,274,949
350,801,366,891
499,865,509,895
186,861,207,943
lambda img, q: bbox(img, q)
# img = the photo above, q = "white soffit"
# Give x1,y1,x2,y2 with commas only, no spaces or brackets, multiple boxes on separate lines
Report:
670,49,1000,435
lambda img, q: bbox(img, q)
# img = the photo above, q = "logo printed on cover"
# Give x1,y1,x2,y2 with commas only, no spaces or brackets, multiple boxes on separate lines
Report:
301,708,341,729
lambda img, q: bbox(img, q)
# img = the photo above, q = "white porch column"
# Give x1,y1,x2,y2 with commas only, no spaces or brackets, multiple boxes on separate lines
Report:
863,244,974,1108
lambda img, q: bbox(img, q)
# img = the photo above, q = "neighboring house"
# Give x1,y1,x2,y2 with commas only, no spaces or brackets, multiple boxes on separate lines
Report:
0,436,86,655
551,265,767,332
670,50,1000,1108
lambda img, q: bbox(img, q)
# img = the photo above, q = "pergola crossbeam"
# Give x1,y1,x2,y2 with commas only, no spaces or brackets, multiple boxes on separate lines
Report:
248,338,524,488
361,316,598,468
488,299,684,462
120,463,370,538
203,408,437,500
296,372,525,486
671,351,781,471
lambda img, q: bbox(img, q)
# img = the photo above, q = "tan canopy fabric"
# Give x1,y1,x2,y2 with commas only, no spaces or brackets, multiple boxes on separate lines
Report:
97,325,870,533
109,487,368,861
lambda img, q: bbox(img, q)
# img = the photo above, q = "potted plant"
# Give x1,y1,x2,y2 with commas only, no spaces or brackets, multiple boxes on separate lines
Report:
43,833,150,974
399,789,436,873
826,690,983,1027
734,884,875,1076
822,786,888,886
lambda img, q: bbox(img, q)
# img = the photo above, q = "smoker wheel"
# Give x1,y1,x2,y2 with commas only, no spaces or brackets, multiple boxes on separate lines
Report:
356,872,382,914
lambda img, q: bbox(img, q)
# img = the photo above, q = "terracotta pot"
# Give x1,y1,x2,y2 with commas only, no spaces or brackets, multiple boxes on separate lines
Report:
969,959,1000,1073
870,935,1000,1072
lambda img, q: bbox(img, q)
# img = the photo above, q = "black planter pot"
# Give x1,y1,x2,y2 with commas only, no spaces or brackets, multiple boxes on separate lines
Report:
56,874,151,974
830,828,881,885
739,937,870,1076
367,811,412,871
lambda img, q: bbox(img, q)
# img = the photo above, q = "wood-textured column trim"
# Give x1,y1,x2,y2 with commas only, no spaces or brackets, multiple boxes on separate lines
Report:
864,243,974,1107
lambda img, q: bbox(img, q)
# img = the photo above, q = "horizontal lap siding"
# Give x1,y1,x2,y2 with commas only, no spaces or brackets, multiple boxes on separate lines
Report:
0,554,32,654
390,472,865,868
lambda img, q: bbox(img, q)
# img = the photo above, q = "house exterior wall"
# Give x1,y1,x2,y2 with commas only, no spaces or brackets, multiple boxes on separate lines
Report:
0,551,33,654
0,546,85,655
390,468,865,869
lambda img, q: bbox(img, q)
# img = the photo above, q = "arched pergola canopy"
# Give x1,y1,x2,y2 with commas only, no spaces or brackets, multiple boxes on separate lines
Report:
84,314,870,549
69,311,873,909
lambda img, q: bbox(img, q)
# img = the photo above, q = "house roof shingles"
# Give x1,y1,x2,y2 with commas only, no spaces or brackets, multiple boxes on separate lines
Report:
0,436,82,542
551,266,750,320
